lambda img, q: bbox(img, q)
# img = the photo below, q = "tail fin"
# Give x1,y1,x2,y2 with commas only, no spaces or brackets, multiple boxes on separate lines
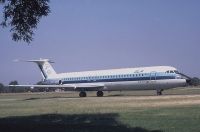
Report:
16,59,57,79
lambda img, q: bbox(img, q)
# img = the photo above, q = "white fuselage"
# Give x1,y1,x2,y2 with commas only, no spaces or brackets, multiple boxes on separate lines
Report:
45,66,187,91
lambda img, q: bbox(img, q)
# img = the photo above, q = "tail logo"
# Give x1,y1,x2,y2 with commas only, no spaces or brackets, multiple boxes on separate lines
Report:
44,63,52,75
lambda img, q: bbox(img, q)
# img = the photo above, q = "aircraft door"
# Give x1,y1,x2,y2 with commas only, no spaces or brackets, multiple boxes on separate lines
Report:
150,72,156,80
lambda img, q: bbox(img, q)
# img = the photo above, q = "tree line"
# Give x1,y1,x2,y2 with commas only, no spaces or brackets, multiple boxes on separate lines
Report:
0,78,200,93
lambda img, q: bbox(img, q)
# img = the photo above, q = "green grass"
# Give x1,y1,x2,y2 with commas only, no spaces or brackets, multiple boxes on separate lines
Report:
119,106,200,132
0,88,200,132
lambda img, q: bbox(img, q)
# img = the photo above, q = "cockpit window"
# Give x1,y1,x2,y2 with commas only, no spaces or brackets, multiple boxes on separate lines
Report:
174,70,179,74
166,70,179,74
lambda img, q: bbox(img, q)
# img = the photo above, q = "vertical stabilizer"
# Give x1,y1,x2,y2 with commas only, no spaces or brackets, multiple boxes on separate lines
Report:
20,59,57,79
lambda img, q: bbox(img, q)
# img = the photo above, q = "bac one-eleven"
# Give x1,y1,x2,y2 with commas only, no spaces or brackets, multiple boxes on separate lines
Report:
10,59,191,97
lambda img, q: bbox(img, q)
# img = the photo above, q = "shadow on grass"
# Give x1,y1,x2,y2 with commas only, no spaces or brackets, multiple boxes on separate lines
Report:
23,96,79,101
106,94,156,97
0,113,162,132
22,95,149,101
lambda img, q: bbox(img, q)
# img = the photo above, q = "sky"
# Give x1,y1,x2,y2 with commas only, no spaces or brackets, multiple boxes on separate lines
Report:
0,0,200,84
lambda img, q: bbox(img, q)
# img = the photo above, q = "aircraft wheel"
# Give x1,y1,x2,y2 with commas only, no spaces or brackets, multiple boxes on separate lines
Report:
156,89,163,95
79,91,87,97
97,91,104,97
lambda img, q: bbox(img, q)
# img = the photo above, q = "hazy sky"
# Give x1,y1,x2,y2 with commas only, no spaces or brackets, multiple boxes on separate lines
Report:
0,0,200,84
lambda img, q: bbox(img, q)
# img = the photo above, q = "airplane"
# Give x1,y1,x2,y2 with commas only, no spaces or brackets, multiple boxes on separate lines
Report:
9,59,191,97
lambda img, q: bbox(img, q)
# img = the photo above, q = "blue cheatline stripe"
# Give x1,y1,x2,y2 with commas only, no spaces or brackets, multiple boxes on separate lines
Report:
60,75,175,84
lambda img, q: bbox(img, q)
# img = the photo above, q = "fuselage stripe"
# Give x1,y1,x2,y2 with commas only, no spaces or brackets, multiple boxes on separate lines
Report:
60,76,175,84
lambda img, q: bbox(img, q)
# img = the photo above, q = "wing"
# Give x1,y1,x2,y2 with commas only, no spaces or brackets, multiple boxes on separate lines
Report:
9,83,105,91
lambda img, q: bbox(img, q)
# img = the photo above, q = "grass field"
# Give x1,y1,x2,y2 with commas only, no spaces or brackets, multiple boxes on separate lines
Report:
0,87,200,132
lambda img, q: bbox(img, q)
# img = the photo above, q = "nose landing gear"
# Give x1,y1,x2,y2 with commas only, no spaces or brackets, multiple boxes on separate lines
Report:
156,89,163,95
79,91,87,97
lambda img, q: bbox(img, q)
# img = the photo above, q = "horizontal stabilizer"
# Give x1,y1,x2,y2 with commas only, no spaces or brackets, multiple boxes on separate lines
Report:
13,59,54,63
13,58,57,79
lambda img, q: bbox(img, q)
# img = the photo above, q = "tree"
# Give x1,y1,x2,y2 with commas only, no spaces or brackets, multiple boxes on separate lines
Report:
0,83,4,93
9,80,18,85
9,80,18,92
0,0,50,43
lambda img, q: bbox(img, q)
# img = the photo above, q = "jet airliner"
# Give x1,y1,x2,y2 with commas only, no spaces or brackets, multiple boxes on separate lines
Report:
10,59,191,97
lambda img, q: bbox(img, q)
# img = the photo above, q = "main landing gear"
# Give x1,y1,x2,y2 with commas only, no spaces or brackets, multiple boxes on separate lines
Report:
97,91,104,97
79,91,104,97
156,89,163,95
79,91,87,97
